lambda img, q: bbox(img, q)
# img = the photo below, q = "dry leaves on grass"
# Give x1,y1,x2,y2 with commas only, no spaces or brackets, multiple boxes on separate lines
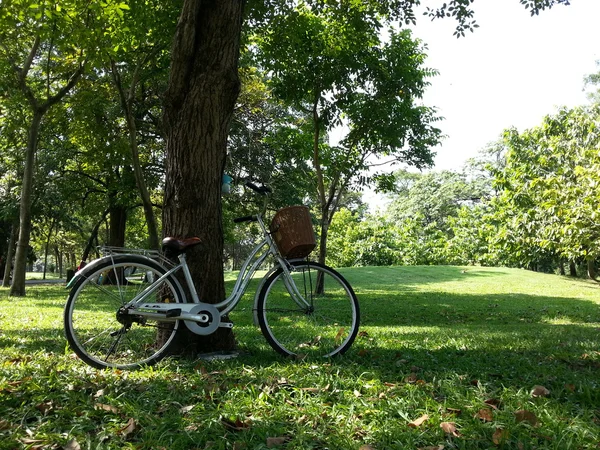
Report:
515,410,540,427
266,436,289,447
118,417,137,439
180,405,195,414
492,428,509,446
440,422,461,437
484,398,501,409
64,439,81,450
474,408,494,422
530,385,550,398
408,414,429,428
221,417,252,431
94,403,120,414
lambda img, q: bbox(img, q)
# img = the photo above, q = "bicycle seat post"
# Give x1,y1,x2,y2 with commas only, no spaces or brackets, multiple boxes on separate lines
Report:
178,253,201,303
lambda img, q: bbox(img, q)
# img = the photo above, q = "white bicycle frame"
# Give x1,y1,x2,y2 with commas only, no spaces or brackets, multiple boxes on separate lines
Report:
112,214,312,330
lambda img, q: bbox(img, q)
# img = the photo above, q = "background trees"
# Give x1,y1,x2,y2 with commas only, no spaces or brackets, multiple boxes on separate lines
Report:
1,0,589,302
252,2,442,266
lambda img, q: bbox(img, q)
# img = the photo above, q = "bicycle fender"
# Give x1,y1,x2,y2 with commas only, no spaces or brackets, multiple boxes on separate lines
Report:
66,256,110,289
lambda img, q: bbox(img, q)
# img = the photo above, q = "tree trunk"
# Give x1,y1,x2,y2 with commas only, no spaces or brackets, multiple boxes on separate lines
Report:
8,38,83,296
587,257,597,281
162,0,244,353
569,261,577,277
54,246,63,278
111,59,160,250
81,210,109,263
108,206,127,248
2,220,18,287
10,110,43,296
558,259,565,276
42,219,55,280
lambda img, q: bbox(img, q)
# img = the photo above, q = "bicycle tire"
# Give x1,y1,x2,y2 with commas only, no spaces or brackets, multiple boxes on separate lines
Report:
64,255,184,369
257,261,360,358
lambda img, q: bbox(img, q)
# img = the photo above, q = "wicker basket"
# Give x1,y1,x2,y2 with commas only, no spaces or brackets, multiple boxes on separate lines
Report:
270,206,316,259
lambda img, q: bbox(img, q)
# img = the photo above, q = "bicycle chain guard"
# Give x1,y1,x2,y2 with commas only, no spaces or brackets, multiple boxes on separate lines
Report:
184,303,221,335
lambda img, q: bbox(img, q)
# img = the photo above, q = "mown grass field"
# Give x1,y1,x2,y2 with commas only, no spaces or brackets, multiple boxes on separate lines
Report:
1,266,599,449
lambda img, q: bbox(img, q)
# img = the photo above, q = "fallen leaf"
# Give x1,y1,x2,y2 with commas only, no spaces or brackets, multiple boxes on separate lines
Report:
445,407,462,416
221,417,251,431
267,436,288,447
417,446,444,450
353,390,362,398
358,331,369,338
64,438,82,450
359,446,376,450
358,349,369,357
408,414,429,428
35,401,53,415
118,417,137,438
95,403,119,414
492,428,509,446
180,405,195,414
335,328,346,344
475,408,493,422
440,422,461,437
94,389,105,398
233,442,247,450
19,438,44,445
564,384,576,392
484,398,501,409
530,385,550,398
300,387,320,393
515,410,539,426
0,419,11,430
405,373,418,383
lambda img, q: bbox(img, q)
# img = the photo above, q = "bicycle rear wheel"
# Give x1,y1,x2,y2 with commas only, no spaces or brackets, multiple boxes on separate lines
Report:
64,255,183,369
257,261,360,358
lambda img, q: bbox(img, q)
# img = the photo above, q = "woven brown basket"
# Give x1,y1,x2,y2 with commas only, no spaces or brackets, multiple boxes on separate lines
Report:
270,206,316,259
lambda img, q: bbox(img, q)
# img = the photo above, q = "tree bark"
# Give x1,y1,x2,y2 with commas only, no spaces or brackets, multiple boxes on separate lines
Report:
162,0,244,353
110,59,160,249
42,218,56,280
81,210,109,263
569,261,577,277
10,110,43,296
2,220,18,287
587,257,597,281
108,206,127,248
8,37,84,296
54,246,63,278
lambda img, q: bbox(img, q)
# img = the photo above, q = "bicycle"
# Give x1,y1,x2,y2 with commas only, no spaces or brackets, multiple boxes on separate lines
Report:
63,182,360,369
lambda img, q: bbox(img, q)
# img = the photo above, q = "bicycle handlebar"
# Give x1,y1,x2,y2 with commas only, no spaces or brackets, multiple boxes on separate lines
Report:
245,181,272,195
233,215,258,224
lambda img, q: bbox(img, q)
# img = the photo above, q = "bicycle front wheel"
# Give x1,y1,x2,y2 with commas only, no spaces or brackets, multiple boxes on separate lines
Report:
257,261,360,358
64,255,183,369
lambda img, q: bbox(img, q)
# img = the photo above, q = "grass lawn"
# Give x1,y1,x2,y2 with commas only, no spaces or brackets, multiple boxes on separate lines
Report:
1,265,599,449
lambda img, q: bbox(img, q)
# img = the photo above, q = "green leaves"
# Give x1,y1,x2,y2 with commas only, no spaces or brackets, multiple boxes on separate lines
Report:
492,105,600,267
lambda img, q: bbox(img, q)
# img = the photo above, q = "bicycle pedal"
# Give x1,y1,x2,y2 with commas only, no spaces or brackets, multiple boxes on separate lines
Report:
166,308,182,318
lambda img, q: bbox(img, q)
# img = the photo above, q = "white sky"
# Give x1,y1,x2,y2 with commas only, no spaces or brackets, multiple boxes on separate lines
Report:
412,0,600,171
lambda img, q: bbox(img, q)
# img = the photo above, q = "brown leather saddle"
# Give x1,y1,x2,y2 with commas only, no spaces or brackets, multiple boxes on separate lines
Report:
161,237,202,256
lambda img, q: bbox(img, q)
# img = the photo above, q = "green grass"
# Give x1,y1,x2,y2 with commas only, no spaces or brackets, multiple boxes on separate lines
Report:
1,266,599,449
25,272,64,280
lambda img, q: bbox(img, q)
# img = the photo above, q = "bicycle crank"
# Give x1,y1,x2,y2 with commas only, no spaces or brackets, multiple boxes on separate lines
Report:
183,304,223,335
